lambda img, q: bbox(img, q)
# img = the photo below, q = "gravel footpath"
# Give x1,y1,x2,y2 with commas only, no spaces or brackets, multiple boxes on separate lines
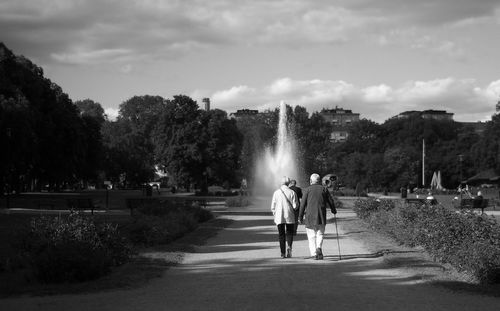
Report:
1,199,499,311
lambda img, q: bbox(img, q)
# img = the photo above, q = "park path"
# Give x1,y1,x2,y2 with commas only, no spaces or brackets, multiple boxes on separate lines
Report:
1,197,500,310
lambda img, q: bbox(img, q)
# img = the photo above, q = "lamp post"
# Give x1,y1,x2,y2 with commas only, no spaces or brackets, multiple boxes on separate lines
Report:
458,154,464,200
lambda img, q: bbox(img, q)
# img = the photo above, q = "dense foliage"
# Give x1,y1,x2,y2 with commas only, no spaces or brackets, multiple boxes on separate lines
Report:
19,212,131,283
326,115,498,191
1,41,499,193
127,202,213,245
0,43,243,192
354,199,500,283
0,43,104,191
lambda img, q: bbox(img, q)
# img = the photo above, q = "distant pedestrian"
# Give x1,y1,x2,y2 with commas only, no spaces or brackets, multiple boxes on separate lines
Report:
271,176,298,258
400,185,407,198
473,191,484,209
299,173,337,260
288,179,302,235
426,191,437,205
240,178,248,196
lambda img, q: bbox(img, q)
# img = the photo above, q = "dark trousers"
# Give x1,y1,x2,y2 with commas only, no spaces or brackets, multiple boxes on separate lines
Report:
277,223,295,255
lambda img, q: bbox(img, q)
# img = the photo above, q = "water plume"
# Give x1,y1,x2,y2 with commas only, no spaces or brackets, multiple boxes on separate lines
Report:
253,101,298,194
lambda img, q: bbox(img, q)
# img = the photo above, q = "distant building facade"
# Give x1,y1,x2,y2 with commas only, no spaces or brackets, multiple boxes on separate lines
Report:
229,109,259,119
202,98,210,111
319,106,360,143
396,110,454,121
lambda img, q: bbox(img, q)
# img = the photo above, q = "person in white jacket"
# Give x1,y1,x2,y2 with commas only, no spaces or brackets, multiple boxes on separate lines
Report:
271,176,298,258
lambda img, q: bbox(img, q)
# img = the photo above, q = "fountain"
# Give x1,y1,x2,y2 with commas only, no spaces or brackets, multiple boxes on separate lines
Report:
253,101,299,194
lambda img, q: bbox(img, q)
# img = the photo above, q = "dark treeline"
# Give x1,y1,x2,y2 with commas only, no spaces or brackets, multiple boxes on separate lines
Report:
327,117,498,191
1,43,499,193
235,102,500,192
0,43,242,193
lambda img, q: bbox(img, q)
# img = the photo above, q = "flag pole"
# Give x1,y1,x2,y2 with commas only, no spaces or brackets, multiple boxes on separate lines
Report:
422,139,425,187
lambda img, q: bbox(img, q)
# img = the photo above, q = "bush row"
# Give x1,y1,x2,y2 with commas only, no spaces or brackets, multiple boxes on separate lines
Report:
19,212,131,283
126,202,213,246
15,201,213,283
353,198,500,284
225,195,252,207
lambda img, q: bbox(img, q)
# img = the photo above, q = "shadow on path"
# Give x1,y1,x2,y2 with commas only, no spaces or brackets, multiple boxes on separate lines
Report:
1,209,500,311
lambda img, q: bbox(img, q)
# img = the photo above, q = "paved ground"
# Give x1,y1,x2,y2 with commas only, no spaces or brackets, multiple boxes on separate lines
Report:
1,196,500,310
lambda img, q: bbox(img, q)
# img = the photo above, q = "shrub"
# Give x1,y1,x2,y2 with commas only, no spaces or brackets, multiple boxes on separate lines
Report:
333,188,368,197
20,212,131,283
353,199,500,283
226,196,252,207
128,204,213,246
332,196,344,209
353,198,382,219
135,200,177,217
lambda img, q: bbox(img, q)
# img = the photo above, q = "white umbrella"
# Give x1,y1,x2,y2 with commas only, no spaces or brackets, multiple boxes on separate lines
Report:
436,171,444,190
431,171,444,190
430,171,438,190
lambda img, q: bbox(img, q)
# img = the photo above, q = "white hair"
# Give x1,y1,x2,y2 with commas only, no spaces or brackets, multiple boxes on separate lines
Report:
310,173,321,184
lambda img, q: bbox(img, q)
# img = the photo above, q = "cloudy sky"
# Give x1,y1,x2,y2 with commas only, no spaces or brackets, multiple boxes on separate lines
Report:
1,0,500,123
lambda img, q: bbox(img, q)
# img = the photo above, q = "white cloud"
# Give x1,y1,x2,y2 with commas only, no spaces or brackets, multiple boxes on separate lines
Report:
209,77,497,122
212,85,258,110
104,107,119,121
120,64,133,74
362,84,393,102
485,80,500,98
51,48,132,65
435,41,466,60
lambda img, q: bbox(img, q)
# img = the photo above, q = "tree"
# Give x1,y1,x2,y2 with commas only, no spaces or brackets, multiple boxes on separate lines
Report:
233,109,277,187
197,109,242,191
471,114,500,173
75,99,106,124
0,43,94,191
300,112,333,176
74,99,107,184
101,96,166,187
153,95,202,191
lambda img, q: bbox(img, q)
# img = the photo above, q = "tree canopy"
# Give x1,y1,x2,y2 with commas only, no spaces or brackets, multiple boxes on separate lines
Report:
1,42,499,194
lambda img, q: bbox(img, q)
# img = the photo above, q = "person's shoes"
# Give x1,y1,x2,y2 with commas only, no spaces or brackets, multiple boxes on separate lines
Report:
316,248,323,260
281,253,286,259
286,248,292,258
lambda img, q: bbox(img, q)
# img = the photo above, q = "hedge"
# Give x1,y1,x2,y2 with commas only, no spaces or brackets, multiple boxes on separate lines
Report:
353,198,500,284
127,202,213,246
20,212,131,283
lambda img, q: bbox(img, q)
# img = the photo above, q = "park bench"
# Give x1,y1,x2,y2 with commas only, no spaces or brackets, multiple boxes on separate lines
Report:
459,198,489,213
66,198,99,215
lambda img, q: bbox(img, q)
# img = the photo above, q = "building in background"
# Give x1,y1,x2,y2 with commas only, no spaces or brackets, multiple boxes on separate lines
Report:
319,107,360,143
396,110,454,121
229,109,259,119
202,98,210,111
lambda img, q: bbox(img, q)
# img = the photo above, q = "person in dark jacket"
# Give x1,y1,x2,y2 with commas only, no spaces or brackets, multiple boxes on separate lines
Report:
299,173,337,260
288,179,302,235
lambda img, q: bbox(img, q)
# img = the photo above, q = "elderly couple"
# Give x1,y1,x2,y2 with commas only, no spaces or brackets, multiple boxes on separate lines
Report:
271,173,337,260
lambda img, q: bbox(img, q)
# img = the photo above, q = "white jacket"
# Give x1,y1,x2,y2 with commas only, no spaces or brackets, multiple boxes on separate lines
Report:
271,185,298,225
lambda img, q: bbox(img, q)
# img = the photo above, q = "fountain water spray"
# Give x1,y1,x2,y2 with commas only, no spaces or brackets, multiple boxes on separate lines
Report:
253,101,299,194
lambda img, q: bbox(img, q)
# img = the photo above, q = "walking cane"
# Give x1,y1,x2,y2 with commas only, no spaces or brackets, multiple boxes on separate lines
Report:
333,213,342,260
